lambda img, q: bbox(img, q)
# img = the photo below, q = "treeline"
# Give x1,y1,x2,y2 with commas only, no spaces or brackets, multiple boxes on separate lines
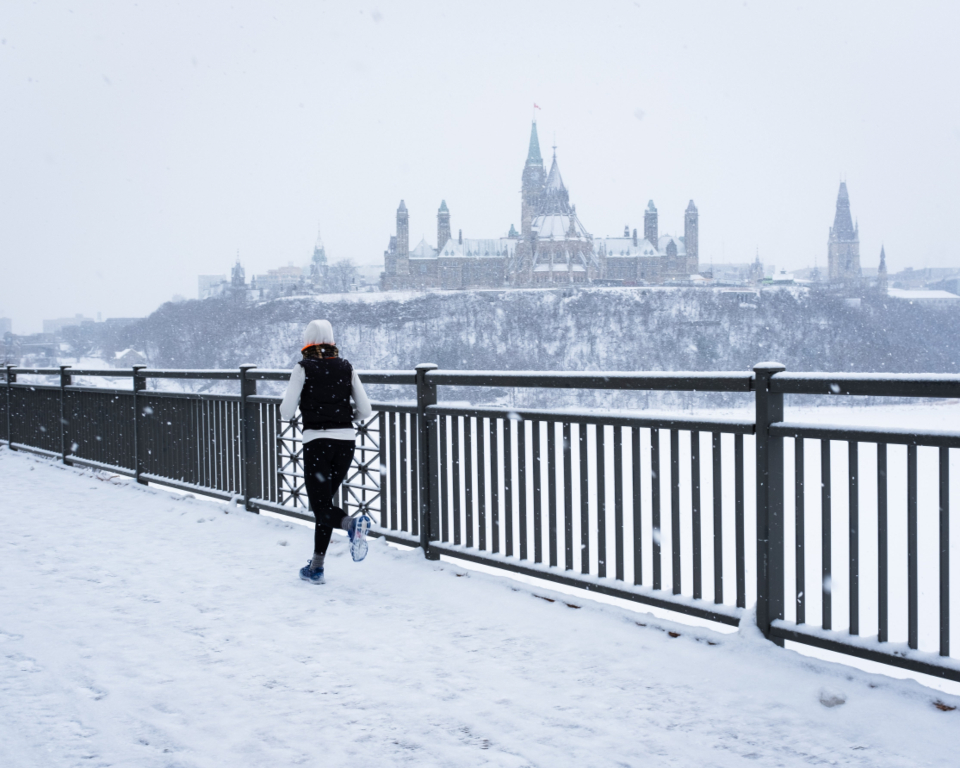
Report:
112,288,960,407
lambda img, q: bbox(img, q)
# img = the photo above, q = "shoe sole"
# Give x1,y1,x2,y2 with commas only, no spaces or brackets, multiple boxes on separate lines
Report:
350,515,372,562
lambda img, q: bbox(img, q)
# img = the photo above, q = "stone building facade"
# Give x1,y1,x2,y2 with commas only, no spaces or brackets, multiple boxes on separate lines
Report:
381,121,700,290
828,181,861,282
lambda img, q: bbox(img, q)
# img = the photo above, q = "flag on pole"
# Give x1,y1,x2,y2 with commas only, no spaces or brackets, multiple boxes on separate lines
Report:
533,103,541,110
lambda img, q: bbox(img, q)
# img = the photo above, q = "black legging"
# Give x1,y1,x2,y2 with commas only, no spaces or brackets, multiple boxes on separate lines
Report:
303,438,356,555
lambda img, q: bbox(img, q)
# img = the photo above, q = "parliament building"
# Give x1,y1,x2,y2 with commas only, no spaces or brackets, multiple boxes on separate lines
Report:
381,122,700,290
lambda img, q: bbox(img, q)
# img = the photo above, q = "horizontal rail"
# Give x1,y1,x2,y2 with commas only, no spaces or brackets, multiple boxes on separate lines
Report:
8,369,138,379
63,369,138,378
770,622,960,683
369,401,418,413
770,372,960,399
4,368,63,376
7,383,59,392
245,368,416,385
63,386,134,397
426,370,755,392
139,473,237,501
428,543,743,626
770,422,960,449
250,497,315,522
135,369,242,380
7,366,960,399
428,403,756,434
245,396,417,414
3,368,243,380
242,369,303,382
138,390,241,404
3,367,418,386
5,442,61,458
66,456,136,477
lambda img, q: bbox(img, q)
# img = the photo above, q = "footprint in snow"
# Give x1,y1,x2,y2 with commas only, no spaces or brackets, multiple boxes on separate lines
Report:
79,684,107,701
6,652,42,673
819,688,847,708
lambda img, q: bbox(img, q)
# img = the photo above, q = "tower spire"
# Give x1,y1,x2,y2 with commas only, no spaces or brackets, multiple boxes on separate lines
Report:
520,120,547,275
437,200,451,251
878,244,888,291
526,121,543,166
828,181,861,282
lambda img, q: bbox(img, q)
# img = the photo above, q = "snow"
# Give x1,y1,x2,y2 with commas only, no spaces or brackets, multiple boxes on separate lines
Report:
439,239,517,259
408,238,437,259
887,289,959,301
657,234,686,254
2,447,959,767
113,349,145,360
531,212,586,239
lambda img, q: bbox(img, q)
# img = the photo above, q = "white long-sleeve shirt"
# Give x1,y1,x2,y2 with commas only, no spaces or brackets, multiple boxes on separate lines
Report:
279,363,373,443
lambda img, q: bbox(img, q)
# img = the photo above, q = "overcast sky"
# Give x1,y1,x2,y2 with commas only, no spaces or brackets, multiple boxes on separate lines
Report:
2,1,959,332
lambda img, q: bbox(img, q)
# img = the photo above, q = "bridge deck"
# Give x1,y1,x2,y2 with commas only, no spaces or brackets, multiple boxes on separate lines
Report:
0,448,956,767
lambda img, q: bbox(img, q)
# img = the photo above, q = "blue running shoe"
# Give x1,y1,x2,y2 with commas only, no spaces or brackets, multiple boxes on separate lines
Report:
299,561,325,584
347,514,373,562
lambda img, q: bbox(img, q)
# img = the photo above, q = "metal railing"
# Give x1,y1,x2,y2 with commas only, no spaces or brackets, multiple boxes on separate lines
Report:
2,362,958,684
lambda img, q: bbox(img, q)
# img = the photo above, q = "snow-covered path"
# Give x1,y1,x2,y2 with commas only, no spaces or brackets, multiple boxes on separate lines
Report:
1,448,956,767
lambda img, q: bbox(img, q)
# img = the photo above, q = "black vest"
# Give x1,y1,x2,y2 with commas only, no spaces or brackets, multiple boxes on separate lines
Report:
298,357,353,430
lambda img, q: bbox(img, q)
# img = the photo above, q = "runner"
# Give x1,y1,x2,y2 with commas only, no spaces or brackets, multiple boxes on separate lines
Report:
279,319,373,584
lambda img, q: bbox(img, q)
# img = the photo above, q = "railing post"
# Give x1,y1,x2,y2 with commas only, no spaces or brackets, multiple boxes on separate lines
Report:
416,363,440,560
4,365,15,450
132,365,147,483
239,365,261,513
59,365,72,464
755,361,786,645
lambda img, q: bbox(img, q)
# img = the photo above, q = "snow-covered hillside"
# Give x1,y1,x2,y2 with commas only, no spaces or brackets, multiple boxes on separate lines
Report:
93,286,960,405
1,447,958,767
121,288,958,372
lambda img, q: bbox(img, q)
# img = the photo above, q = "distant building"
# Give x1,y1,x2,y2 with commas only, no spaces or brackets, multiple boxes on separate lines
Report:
199,274,227,300
6,332,57,365
206,250,318,303
769,269,796,285
309,230,329,289
889,266,960,290
231,257,246,290
0,318,11,335
877,246,888,291
43,314,95,335
103,317,140,328
828,182,861,283
927,275,960,295
709,263,760,283
353,263,382,292
381,121,700,290
253,264,306,296
887,289,960,308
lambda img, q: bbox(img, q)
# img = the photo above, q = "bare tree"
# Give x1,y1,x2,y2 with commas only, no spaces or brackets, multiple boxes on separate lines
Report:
328,259,358,293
